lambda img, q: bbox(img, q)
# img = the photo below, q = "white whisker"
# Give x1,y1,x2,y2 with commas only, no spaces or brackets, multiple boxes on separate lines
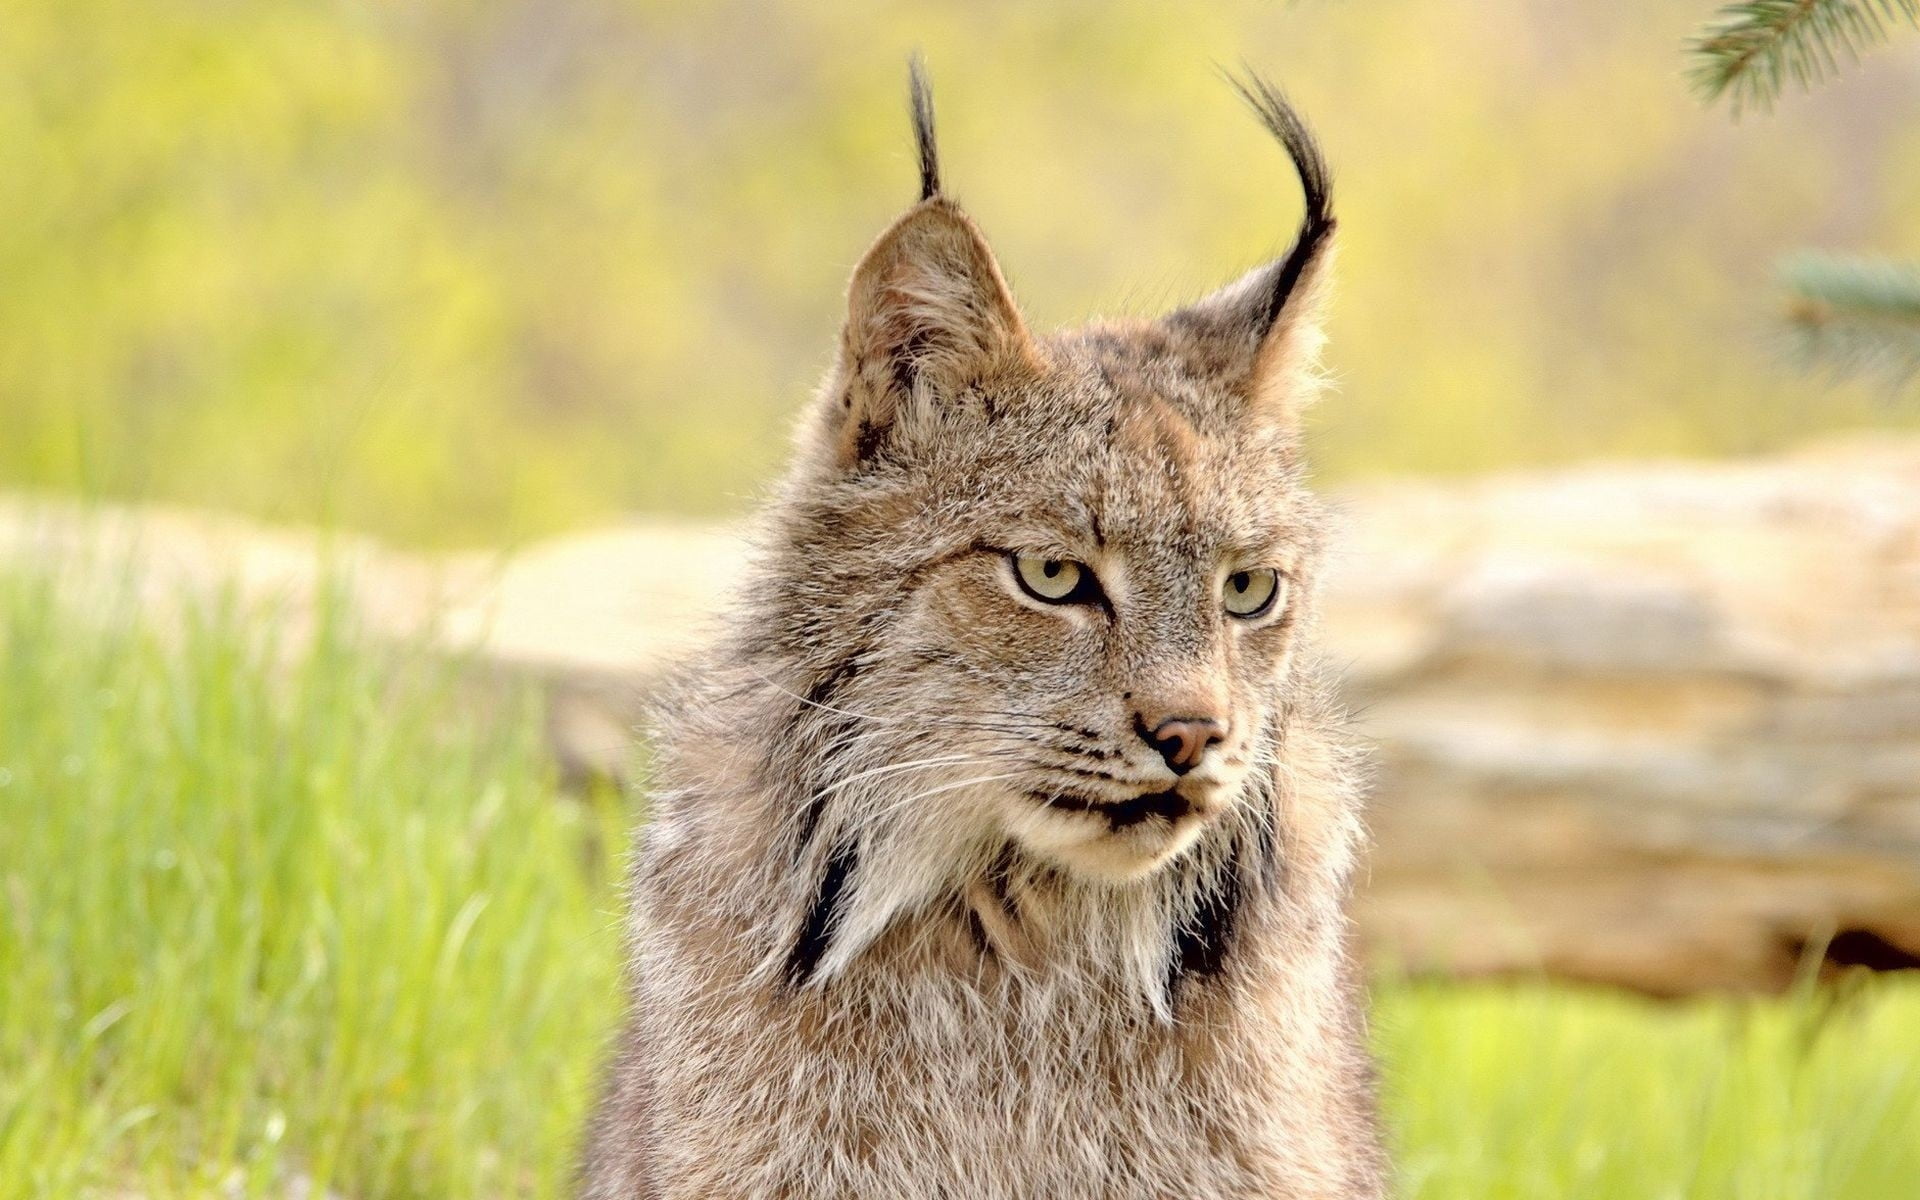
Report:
816,754,1000,800
863,771,1031,823
746,665,1058,735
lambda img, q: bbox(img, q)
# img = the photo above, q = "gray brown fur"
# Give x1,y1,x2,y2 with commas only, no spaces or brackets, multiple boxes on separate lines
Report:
580,61,1386,1200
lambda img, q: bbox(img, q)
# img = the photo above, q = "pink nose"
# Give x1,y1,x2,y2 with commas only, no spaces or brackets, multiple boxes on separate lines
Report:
1146,717,1226,774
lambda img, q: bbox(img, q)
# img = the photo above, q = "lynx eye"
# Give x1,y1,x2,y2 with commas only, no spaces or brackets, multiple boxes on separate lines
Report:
1224,567,1282,619
1011,553,1091,604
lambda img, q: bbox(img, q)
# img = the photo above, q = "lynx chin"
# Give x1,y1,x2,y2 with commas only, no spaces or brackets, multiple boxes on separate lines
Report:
581,58,1386,1200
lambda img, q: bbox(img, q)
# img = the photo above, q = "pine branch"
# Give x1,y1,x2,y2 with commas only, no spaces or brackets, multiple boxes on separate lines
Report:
1780,253,1920,386
1688,0,1920,113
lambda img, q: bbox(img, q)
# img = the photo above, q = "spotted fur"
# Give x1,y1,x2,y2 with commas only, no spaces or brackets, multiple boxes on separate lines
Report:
580,60,1385,1200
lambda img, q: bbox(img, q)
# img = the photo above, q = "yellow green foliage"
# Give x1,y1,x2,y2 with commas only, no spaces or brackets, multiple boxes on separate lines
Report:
3,1,1917,544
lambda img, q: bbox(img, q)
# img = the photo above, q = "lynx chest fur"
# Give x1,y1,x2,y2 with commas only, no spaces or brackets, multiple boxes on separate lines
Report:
581,62,1386,1200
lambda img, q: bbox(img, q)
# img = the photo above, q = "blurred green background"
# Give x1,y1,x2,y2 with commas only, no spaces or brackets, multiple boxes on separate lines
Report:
6,0,1917,546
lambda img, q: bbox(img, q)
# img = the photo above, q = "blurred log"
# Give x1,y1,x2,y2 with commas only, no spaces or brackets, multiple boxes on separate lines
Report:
1324,437,1920,993
4,436,1917,994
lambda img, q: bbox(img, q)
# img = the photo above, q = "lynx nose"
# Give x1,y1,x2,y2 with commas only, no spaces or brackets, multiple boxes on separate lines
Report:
1144,716,1227,775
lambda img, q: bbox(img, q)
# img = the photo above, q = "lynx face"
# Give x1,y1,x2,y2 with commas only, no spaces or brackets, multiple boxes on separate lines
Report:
749,71,1336,978
798,325,1327,883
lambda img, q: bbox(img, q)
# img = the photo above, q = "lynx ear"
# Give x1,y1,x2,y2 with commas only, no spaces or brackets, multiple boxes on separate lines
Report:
828,59,1033,469
1162,72,1335,425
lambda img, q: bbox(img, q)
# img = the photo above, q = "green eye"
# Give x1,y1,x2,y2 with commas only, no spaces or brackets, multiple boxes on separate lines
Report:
1012,553,1089,604
1224,567,1282,618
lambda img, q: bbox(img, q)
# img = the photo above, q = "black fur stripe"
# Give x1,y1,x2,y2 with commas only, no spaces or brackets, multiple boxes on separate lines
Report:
1168,763,1285,1005
1168,840,1244,1002
790,657,862,854
784,839,860,988
793,717,854,854
803,656,861,712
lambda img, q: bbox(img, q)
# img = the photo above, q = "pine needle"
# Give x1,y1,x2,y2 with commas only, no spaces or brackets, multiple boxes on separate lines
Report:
1688,0,1920,113
1779,252,1920,386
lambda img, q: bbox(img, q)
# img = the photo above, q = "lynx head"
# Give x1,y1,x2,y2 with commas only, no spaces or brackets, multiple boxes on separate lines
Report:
738,60,1340,992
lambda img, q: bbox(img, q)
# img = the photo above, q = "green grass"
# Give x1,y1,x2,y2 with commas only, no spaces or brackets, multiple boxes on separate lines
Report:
1,572,1916,1198
0,575,628,1197
1377,982,1920,1198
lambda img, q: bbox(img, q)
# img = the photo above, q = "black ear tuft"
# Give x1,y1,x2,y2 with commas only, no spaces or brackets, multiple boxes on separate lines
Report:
1156,70,1338,424
1222,67,1334,327
909,53,940,202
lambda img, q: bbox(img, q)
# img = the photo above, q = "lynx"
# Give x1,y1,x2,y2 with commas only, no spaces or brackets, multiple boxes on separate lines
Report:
581,60,1386,1200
